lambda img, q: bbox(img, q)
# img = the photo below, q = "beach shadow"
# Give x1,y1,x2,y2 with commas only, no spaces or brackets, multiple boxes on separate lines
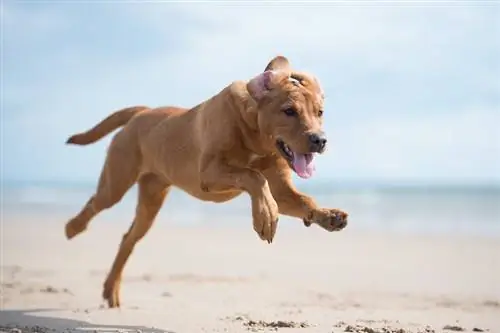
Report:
0,309,176,333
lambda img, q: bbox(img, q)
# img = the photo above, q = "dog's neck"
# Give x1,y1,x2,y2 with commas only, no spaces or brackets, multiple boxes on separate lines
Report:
229,82,258,131
229,81,275,157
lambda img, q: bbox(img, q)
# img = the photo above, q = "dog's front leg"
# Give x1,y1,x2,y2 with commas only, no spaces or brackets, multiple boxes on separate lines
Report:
199,157,279,243
262,159,348,232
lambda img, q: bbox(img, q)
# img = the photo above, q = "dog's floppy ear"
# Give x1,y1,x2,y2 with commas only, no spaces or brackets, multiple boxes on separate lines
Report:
264,55,291,73
247,70,279,102
247,70,290,102
247,69,291,101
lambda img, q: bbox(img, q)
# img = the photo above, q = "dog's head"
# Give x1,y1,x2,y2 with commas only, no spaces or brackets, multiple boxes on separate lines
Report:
247,56,326,179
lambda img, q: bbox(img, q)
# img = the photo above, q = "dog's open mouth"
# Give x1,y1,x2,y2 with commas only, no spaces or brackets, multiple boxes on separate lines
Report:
276,139,316,179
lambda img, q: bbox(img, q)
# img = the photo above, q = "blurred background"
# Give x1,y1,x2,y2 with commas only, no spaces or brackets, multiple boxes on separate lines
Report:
2,1,499,235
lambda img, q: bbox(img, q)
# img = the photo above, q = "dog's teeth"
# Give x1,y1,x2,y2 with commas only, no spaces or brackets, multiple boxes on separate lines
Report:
278,142,293,158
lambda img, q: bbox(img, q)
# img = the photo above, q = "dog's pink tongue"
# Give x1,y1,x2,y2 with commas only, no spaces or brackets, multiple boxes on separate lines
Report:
292,153,315,179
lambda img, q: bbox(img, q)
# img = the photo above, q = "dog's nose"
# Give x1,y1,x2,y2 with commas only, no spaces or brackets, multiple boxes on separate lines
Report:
308,132,327,152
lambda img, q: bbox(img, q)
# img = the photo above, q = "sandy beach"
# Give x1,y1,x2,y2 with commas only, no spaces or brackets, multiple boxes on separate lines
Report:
1,214,499,333
3,0,500,332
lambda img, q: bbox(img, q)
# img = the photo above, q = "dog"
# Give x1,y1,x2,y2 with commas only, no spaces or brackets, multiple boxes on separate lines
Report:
64,56,349,308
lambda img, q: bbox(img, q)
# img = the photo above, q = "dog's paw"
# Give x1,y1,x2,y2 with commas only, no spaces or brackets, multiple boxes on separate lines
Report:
65,218,87,240
102,280,120,308
308,208,348,232
252,193,279,244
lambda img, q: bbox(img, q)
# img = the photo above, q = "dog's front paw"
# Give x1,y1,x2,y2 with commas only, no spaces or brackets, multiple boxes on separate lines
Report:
252,193,279,244
305,208,348,232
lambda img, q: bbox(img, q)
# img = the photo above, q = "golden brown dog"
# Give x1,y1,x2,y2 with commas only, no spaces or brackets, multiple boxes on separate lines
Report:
64,56,348,308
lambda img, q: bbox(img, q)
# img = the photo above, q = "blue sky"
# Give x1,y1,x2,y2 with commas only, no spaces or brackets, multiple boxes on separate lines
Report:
2,1,499,185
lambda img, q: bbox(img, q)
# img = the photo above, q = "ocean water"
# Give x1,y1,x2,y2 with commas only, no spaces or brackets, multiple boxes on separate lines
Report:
1,180,499,237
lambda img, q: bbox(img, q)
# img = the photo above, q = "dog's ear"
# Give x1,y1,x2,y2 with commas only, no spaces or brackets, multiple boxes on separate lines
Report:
247,69,290,102
264,56,291,72
247,70,273,101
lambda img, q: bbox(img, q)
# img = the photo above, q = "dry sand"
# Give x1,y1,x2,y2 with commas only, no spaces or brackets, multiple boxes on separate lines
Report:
1,215,499,333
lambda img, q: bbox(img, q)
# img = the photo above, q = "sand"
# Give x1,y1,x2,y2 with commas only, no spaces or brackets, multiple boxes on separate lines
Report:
1,215,499,333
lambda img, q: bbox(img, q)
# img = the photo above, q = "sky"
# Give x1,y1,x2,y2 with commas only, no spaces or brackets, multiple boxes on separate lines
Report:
1,1,499,186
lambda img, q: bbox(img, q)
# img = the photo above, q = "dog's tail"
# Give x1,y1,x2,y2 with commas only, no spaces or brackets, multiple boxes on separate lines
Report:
66,106,149,145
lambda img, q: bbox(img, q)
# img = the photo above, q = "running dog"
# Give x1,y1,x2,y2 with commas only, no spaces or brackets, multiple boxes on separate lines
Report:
64,56,349,308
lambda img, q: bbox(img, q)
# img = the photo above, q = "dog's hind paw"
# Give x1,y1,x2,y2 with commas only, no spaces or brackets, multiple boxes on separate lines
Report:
102,280,121,308
65,219,87,239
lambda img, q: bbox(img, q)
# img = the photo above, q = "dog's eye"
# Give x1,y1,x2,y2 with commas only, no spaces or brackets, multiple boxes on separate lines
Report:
283,108,298,117
318,110,324,117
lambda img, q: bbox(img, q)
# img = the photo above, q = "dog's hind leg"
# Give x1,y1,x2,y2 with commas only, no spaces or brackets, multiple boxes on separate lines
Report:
65,135,140,240
102,173,169,308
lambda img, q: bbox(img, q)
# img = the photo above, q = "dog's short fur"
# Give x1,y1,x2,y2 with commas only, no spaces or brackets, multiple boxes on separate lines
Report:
64,56,348,308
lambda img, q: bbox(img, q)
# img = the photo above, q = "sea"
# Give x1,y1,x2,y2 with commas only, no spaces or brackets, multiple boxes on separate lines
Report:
1,180,499,237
